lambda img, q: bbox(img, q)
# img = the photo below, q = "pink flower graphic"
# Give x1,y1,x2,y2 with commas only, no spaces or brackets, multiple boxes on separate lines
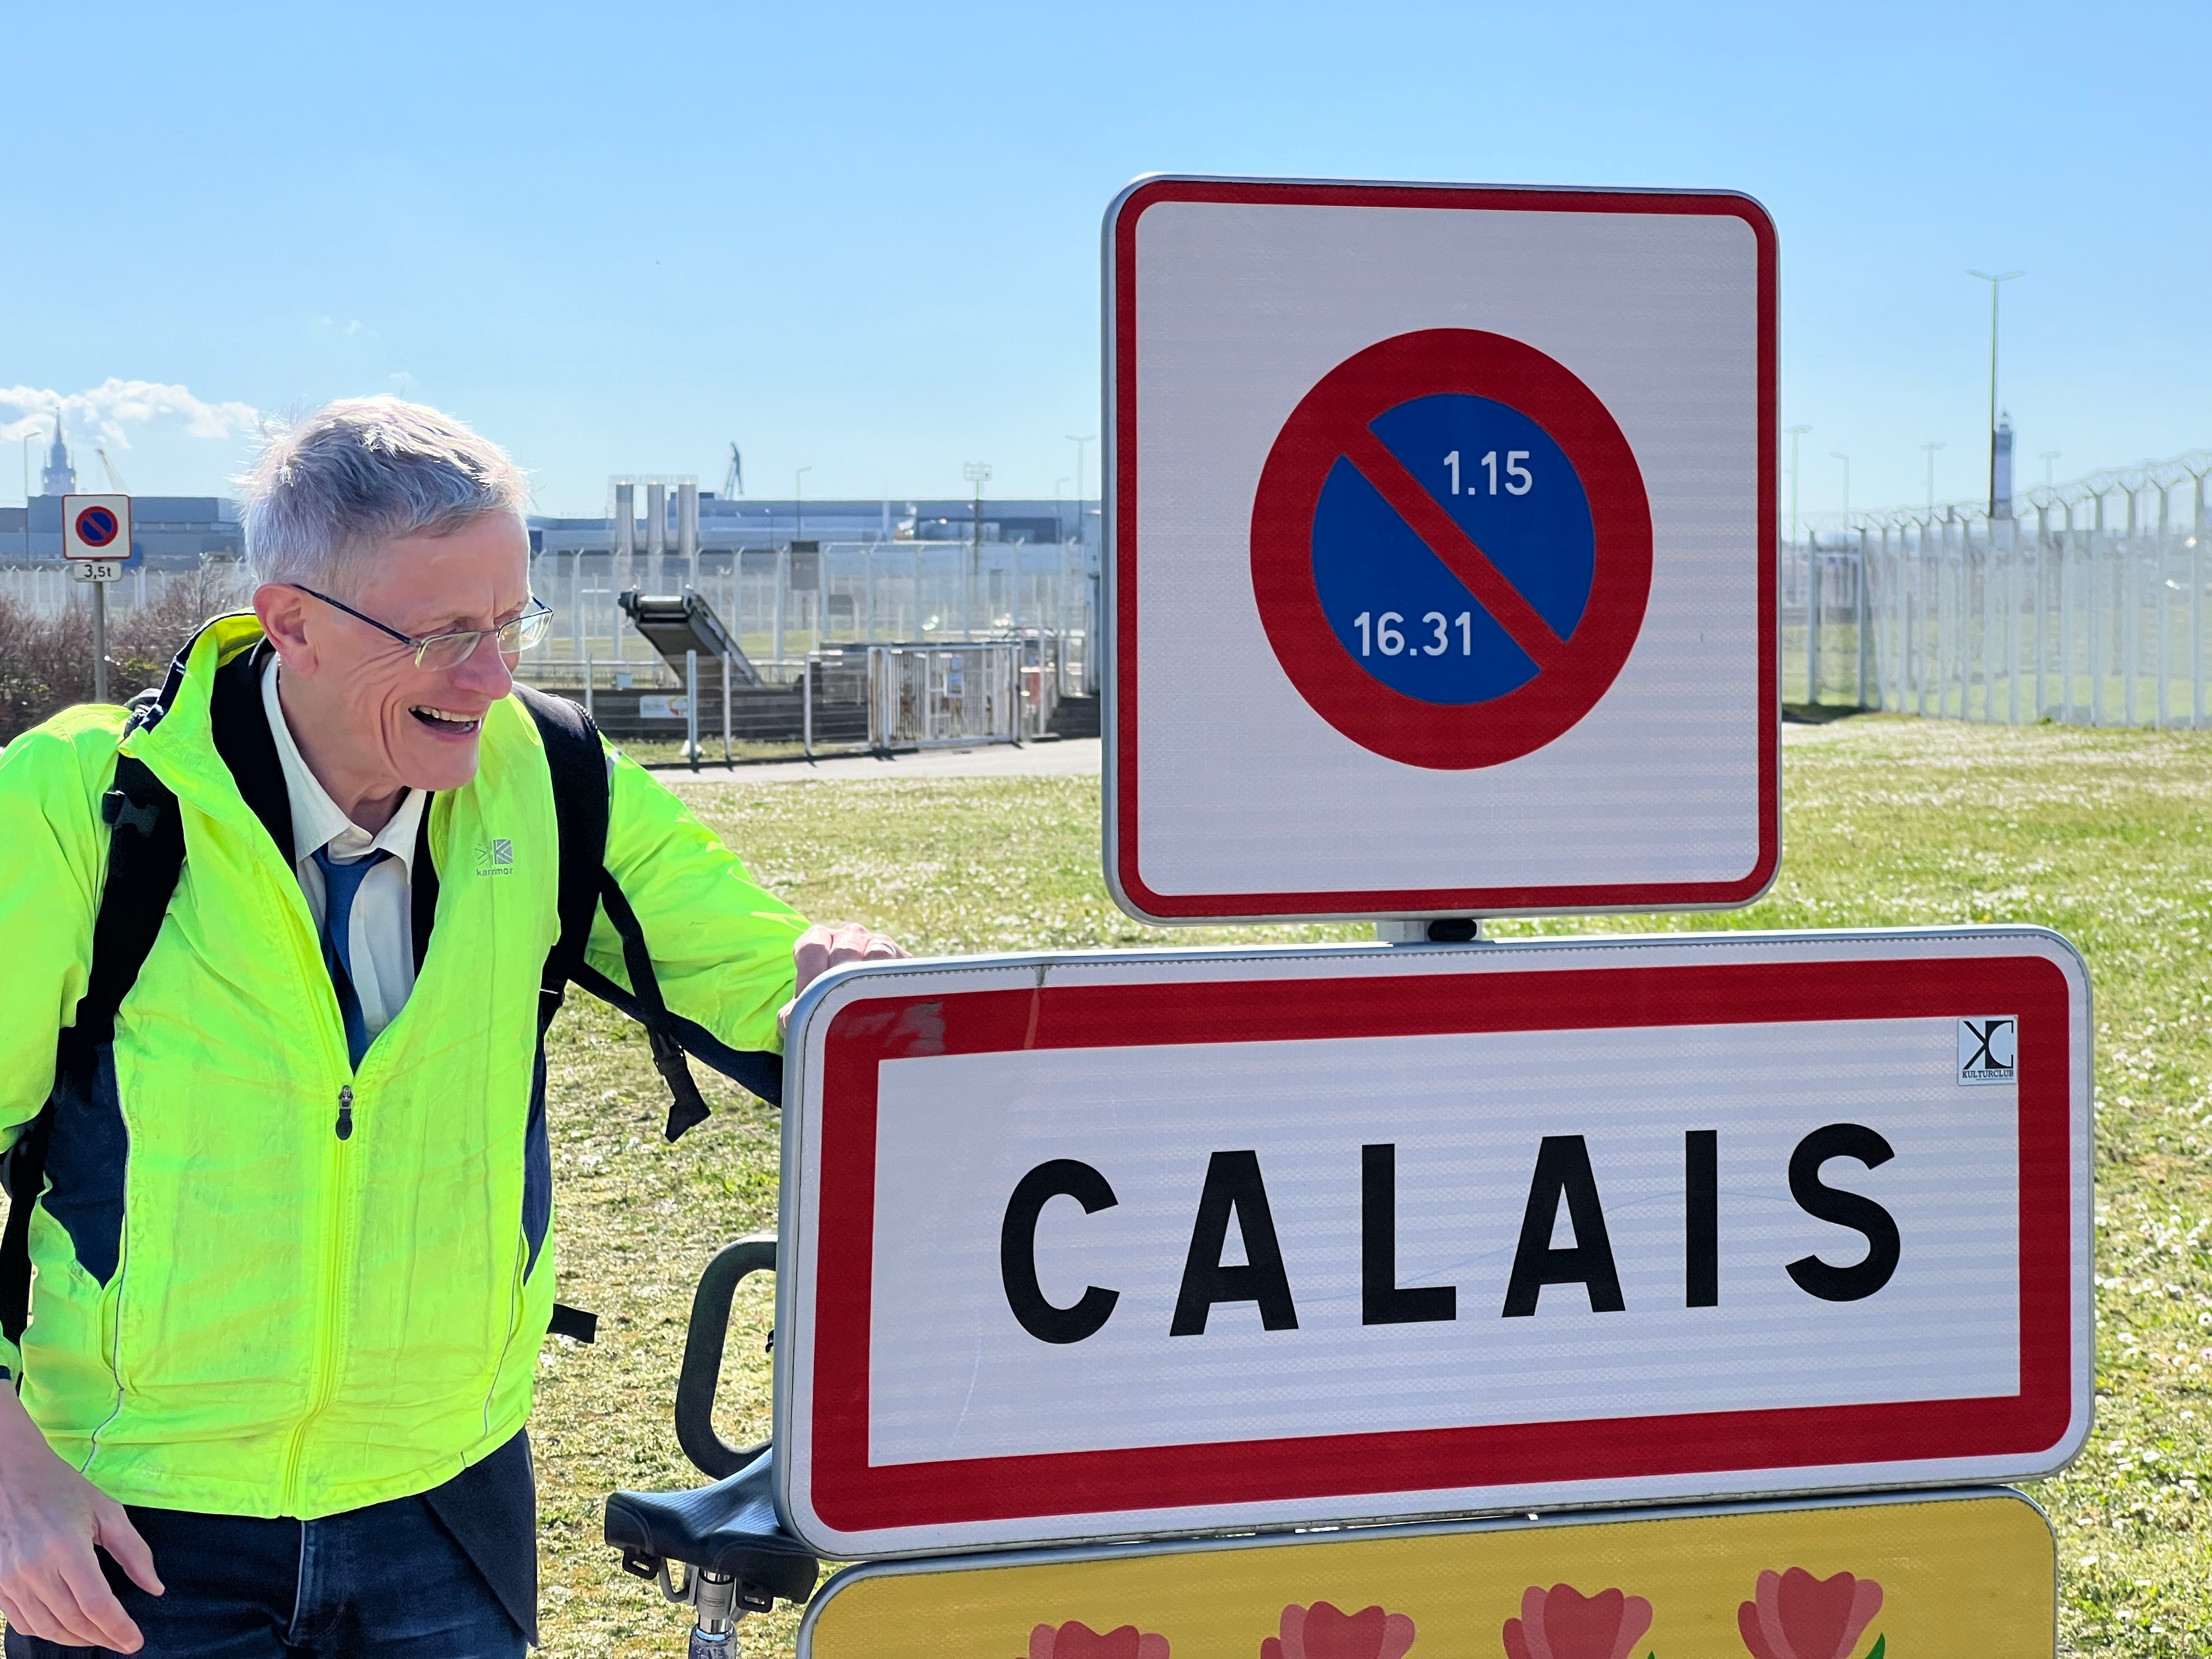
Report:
1501,1584,1654,1659
1026,1621,1170,1659
1737,1568,1883,1659
1260,1600,1417,1659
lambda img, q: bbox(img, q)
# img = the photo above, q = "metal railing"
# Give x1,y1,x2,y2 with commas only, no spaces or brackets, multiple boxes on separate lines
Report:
1785,449,2212,724
800,641,1033,756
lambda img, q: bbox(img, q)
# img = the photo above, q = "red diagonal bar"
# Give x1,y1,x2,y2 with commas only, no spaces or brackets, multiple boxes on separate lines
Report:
1341,424,1568,669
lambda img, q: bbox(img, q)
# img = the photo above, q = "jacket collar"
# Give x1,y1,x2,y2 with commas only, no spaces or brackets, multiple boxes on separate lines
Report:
121,613,274,825
127,613,443,969
210,639,294,864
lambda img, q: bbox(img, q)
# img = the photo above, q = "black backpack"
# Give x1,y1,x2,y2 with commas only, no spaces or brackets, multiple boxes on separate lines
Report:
0,661,776,1350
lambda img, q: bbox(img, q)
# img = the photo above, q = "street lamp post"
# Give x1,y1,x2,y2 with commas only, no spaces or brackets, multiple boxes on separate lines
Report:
1785,426,1812,549
1067,434,1099,695
2040,450,2061,490
1785,425,1810,706
1920,442,1946,516
1065,435,1094,533
782,466,810,668
1967,269,2024,518
963,460,991,637
1824,452,1853,708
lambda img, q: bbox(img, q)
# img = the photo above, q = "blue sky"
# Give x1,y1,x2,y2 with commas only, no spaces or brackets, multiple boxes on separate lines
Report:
3,0,2205,518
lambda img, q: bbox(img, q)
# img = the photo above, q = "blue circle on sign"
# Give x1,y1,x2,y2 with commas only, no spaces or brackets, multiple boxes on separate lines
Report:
75,506,121,550
1310,394,1595,704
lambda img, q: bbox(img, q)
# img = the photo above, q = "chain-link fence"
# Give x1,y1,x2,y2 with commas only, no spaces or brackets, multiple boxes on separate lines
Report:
1785,449,2212,724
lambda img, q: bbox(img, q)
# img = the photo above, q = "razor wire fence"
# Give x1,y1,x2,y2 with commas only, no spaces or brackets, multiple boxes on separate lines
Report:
1783,449,2212,725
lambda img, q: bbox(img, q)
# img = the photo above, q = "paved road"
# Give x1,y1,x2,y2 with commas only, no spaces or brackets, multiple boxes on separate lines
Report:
658,720,1853,787
655,737,1103,785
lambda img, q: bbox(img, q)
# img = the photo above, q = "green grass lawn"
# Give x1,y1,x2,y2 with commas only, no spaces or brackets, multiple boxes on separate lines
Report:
505,716,2212,1654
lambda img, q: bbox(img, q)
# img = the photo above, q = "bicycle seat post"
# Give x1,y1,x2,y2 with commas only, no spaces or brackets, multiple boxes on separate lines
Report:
689,1568,739,1655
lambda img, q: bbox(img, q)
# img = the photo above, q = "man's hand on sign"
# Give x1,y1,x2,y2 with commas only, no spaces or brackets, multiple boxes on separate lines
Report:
0,1385,161,1651
782,921,908,1039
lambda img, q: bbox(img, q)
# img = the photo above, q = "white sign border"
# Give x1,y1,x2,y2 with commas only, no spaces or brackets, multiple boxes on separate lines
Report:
59,493,132,563
1099,173,1781,926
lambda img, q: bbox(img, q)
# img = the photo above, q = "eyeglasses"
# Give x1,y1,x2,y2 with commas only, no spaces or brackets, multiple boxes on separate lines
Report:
292,586,553,671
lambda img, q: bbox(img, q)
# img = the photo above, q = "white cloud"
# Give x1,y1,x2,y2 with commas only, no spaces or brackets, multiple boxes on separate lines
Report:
0,379,261,449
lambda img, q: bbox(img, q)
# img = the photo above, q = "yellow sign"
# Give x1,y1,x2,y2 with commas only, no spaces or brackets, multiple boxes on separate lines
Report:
802,1490,2052,1658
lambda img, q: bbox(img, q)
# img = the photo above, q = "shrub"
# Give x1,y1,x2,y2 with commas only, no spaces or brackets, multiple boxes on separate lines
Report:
0,567,250,746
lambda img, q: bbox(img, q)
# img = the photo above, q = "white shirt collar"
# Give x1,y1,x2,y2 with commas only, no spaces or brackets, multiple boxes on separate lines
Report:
260,654,425,870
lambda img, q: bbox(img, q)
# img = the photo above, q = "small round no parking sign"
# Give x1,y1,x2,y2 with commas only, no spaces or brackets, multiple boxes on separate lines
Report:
1251,328,1652,770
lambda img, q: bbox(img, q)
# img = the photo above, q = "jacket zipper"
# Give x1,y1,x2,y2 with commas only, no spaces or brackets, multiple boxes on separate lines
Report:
281,886,359,1511
281,1083,356,1511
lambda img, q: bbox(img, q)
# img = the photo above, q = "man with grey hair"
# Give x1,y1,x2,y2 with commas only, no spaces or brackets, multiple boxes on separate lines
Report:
0,397,902,1655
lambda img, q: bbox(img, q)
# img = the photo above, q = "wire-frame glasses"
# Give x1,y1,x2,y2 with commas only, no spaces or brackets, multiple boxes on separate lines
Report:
292,586,553,671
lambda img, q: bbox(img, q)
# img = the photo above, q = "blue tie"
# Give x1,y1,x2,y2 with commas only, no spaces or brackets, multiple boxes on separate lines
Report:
313,846,390,1068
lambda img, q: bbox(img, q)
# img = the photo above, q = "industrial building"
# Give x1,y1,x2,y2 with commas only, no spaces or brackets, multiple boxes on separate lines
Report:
529,484,1097,560
526,478,1101,741
3,419,244,563
1,437,1102,746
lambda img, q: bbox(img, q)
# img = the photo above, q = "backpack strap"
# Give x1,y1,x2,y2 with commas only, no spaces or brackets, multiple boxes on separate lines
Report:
2,690,187,1351
585,871,713,1142
514,685,713,1143
515,685,608,1017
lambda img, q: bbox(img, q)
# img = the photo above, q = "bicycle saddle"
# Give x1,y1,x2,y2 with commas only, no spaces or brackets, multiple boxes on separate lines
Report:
603,1449,820,1604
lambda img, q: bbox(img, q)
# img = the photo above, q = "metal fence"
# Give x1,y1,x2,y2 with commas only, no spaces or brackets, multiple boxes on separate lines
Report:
546,636,1059,760
0,535,1099,699
859,642,1028,752
0,562,248,622
523,538,1096,697
1785,449,2212,724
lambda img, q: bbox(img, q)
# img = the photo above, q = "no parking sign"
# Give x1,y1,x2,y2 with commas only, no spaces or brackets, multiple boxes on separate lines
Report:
61,493,133,565
1105,178,1778,922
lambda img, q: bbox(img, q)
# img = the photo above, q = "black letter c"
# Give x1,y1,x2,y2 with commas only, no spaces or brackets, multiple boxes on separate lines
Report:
1001,1159,1121,1344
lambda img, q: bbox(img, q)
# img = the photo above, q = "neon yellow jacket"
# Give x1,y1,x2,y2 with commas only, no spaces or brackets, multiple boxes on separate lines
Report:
0,616,804,1519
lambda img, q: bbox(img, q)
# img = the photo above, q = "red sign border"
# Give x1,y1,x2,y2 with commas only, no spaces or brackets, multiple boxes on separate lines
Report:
1107,177,1780,919
1251,328,1653,768
801,952,2078,1538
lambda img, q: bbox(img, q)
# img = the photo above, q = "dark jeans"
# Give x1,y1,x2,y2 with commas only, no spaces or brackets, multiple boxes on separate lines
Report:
3,1493,524,1658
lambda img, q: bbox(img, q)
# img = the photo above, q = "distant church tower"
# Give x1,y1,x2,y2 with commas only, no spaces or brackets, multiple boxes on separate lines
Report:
40,415,76,497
